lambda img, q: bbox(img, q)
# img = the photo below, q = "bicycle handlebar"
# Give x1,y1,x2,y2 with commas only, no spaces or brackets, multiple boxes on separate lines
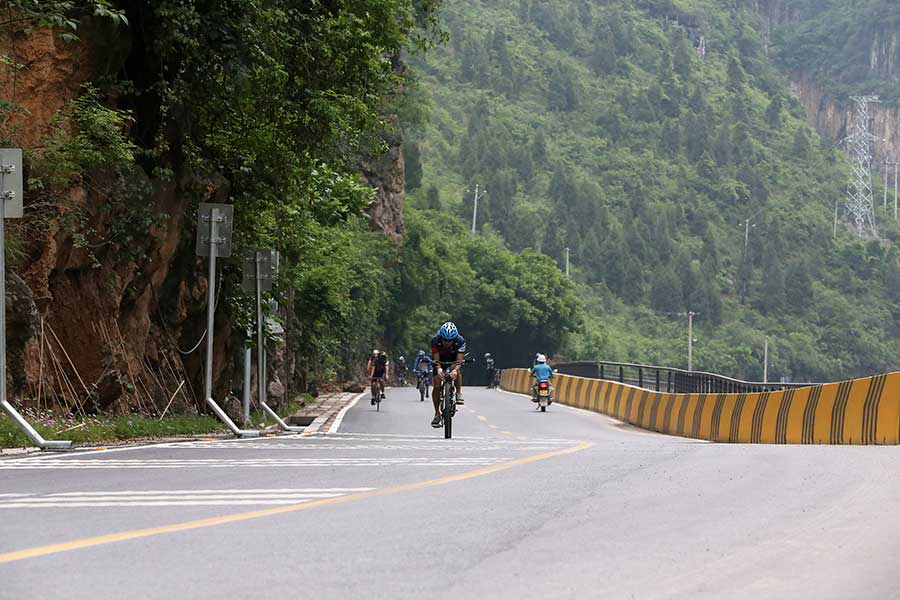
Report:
435,357,475,368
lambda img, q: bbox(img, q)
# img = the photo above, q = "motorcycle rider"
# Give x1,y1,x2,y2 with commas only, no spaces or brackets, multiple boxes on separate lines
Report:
530,354,554,403
484,352,496,388
367,349,389,404
431,321,467,428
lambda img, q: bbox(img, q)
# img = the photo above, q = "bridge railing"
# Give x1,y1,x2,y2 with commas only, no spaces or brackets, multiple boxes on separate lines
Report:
553,361,816,394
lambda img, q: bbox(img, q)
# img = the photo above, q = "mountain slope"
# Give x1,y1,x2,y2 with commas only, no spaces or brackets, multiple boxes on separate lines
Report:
406,0,900,381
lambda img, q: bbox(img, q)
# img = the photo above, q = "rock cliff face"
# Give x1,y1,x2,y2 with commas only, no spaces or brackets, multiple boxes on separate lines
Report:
1,22,406,413
362,125,405,242
2,25,232,413
752,2,900,164
790,71,900,164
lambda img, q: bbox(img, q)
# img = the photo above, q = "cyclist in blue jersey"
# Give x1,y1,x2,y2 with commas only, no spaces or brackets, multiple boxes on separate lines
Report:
412,349,433,380
430,321,467,428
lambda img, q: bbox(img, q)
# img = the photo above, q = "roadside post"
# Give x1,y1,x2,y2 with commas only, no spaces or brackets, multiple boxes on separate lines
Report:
197,203,258,437
0,149,72,451
243,249,300,432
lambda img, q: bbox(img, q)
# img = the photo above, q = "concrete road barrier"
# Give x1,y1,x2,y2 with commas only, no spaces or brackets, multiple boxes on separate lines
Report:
501,369,900,444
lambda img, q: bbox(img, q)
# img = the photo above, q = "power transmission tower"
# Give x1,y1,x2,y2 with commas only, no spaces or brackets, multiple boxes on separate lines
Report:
844,95,880,237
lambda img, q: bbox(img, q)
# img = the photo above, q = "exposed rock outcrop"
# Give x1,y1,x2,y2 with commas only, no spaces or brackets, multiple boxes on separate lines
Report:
361,122,405,242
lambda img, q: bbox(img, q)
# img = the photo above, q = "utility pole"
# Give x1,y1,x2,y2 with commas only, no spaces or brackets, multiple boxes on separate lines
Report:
565,247,570,276
763,337,769,383
687,311,696,372
833,199,838,238
894,157,897,221
469,185,487,234
883,159,889,210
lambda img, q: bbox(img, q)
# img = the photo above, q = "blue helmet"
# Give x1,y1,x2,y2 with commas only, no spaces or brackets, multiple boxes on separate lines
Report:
438,321,458,340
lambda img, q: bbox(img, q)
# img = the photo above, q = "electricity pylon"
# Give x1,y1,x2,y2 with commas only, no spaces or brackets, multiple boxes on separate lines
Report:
845,95,880,237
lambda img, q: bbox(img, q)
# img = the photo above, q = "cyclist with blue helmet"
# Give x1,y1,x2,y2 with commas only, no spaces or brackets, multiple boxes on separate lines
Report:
430,321,467,428
412,349,433,375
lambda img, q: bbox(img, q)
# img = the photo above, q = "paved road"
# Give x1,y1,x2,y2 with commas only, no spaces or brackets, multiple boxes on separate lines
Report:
2,385,900,599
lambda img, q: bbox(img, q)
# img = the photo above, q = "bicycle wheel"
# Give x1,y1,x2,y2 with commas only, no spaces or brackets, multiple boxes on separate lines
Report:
442,384,453,439
419,381,425,402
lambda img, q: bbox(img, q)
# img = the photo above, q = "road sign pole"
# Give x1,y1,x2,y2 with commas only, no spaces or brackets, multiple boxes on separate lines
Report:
203,207,218,405
0,150,70,450
256,251,266,412
197,203,257,438
242,334,251,423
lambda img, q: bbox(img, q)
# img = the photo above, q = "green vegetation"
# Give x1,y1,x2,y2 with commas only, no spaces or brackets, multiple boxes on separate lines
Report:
406,0,900,381
7,0,900,429
0,408,222,448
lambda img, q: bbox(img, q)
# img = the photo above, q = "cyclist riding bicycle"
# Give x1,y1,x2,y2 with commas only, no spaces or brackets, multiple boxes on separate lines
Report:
396,355,408,385
412,349,433,383
367,349,389,405
430,321,467,428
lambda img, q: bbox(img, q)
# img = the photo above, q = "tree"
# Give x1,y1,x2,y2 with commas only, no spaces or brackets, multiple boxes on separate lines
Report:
404,142,423,191
650,266,684,313
425,184,442,210
765,95,784,127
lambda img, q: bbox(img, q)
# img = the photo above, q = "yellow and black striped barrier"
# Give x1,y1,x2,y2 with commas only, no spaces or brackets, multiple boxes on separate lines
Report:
500,369,900,444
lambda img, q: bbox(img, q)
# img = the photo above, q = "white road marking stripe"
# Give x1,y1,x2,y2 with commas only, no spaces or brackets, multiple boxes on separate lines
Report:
12,494,345,503
50,488,373,496
0,458,510,470
0,493,30,497
0,500,345,508
327,392,366,434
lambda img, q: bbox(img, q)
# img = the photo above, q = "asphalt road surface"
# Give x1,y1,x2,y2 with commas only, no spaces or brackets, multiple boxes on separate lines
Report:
2,384,900,599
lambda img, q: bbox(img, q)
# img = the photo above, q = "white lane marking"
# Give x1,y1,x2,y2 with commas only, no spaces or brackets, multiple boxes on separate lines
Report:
0,487,378,509
0,457,512,470
0,500,347,508
327,392,366,434
150,442,571,451
50,488,372,496
0,493,30,497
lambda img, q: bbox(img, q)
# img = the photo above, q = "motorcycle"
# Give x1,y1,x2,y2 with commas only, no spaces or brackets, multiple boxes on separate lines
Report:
486,366,496,389
533,380,553,412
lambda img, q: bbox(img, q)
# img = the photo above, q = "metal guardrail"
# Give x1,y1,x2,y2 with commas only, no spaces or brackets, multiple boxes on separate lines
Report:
553,361,818,394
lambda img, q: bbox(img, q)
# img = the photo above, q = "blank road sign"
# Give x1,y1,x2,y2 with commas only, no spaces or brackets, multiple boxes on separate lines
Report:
195,203,234,258
0,149,23,218
242,249,274,292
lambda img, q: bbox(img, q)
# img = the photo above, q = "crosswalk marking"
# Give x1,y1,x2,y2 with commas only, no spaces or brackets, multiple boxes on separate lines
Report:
0,488,376,509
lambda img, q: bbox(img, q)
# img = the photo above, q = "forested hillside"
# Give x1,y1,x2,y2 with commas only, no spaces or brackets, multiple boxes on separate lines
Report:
405,0,900,382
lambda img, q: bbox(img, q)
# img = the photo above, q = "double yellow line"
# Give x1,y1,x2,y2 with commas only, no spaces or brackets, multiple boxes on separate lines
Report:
0,440,593,565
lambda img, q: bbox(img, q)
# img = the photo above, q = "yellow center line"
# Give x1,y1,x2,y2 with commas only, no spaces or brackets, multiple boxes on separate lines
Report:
477,416,487,422
501,431,514,436
488,424,499,429
0,441,593,565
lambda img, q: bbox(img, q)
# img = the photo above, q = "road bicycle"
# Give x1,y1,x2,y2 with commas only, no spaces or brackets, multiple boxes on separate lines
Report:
370,376,385,411
436,357,474,439
415,369,430,402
